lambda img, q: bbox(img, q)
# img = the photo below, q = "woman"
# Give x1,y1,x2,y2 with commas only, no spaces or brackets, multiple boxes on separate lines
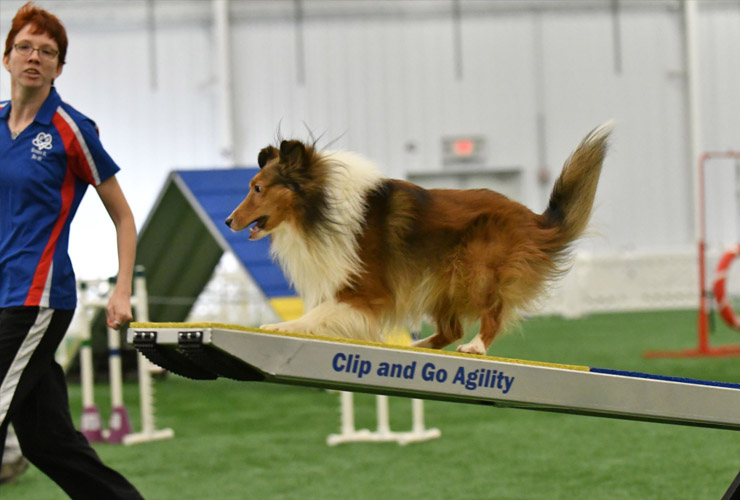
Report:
0,3,144,499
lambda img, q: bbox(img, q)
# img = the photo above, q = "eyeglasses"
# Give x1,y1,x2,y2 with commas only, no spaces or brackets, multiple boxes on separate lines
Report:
13,42,59,60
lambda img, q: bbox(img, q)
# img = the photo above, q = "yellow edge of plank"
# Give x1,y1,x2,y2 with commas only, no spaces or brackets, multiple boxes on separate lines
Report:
130,321,590,372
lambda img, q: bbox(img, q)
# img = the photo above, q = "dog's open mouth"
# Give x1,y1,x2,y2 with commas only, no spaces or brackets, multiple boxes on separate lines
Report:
248,216,268,239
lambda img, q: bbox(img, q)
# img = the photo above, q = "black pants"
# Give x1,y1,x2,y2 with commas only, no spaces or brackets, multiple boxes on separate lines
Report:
0,306,144,499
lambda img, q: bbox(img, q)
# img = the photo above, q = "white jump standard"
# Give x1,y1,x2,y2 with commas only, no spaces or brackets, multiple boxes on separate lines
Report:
127,323,740,431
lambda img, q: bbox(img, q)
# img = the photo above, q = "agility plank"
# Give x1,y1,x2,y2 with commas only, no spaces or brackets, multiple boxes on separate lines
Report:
127,322,740,431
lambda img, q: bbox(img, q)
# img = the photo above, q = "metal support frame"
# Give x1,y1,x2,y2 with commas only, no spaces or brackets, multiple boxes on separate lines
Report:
645,152,740,358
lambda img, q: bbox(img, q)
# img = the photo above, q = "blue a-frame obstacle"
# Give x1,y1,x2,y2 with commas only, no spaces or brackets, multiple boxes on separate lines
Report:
134,167,297,322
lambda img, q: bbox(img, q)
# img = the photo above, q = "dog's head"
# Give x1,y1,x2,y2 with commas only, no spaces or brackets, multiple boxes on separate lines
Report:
225,139,317,239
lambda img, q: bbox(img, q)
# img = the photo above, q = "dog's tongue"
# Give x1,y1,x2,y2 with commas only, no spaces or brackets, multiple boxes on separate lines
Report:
249,226,260,239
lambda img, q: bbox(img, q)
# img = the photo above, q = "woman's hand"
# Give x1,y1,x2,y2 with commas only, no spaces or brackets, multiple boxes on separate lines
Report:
106,286,133,329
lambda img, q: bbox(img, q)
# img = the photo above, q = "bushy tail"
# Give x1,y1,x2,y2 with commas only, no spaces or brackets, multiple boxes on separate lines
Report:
541,122,612,255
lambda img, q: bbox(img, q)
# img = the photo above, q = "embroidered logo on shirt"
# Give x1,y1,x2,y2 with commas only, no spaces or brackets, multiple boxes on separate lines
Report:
32,132,53,150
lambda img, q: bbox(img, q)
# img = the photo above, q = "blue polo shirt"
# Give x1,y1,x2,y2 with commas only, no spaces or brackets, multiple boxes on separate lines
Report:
0,87,120,309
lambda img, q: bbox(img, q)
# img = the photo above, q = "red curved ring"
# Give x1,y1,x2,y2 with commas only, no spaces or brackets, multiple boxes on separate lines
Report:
713,244,740,330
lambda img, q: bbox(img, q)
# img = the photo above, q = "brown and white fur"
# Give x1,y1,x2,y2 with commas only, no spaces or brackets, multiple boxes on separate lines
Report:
225,123,611,355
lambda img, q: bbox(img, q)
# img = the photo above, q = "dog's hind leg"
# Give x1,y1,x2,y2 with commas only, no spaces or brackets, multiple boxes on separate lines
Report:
457,305,503,355
411,315,463,350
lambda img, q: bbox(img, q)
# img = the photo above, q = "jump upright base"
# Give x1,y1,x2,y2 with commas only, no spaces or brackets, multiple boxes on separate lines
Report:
127,322,740,431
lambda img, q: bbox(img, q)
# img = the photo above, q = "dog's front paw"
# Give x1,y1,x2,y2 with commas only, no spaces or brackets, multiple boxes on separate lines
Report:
260,322,293,332
259,322,312,335
456,339,486,355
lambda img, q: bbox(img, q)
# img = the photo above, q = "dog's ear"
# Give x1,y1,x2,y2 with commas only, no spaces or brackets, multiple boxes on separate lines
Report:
258,146,279,169
279,140,309,169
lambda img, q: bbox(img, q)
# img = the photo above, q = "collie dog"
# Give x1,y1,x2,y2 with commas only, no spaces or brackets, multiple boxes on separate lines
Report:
225,124,610,354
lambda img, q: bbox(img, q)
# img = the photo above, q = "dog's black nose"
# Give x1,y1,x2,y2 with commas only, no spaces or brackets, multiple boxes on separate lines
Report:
225,217,232,228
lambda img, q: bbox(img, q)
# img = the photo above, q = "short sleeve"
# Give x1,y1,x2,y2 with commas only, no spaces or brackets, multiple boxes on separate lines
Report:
70,117,120,186
51,107,120,187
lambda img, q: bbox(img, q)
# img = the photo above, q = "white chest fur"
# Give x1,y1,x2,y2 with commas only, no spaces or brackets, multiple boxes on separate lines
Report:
269,150,384,309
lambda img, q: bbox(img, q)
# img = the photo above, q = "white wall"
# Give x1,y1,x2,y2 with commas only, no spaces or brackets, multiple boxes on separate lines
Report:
1,0,739,281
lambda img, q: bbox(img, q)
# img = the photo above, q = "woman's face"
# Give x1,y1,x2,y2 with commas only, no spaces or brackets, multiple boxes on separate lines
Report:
3,23,63,91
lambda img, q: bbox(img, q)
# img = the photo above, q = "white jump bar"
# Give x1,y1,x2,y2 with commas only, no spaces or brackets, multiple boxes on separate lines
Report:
128,322,740,431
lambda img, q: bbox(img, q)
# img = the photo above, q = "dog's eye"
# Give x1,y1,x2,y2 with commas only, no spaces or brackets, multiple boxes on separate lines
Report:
253,185,262,193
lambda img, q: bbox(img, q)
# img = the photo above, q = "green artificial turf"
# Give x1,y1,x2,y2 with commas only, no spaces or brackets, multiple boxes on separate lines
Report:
5,310,740,499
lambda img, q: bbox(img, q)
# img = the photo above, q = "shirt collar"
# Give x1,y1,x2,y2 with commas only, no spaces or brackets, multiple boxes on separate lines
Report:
0,87,62,124
34,87,62,125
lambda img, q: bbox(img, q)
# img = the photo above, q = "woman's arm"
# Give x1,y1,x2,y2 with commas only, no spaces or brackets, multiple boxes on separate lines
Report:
95,176,137,330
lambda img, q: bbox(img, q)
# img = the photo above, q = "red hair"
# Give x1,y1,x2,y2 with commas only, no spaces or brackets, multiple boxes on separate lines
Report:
4,2,68,66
